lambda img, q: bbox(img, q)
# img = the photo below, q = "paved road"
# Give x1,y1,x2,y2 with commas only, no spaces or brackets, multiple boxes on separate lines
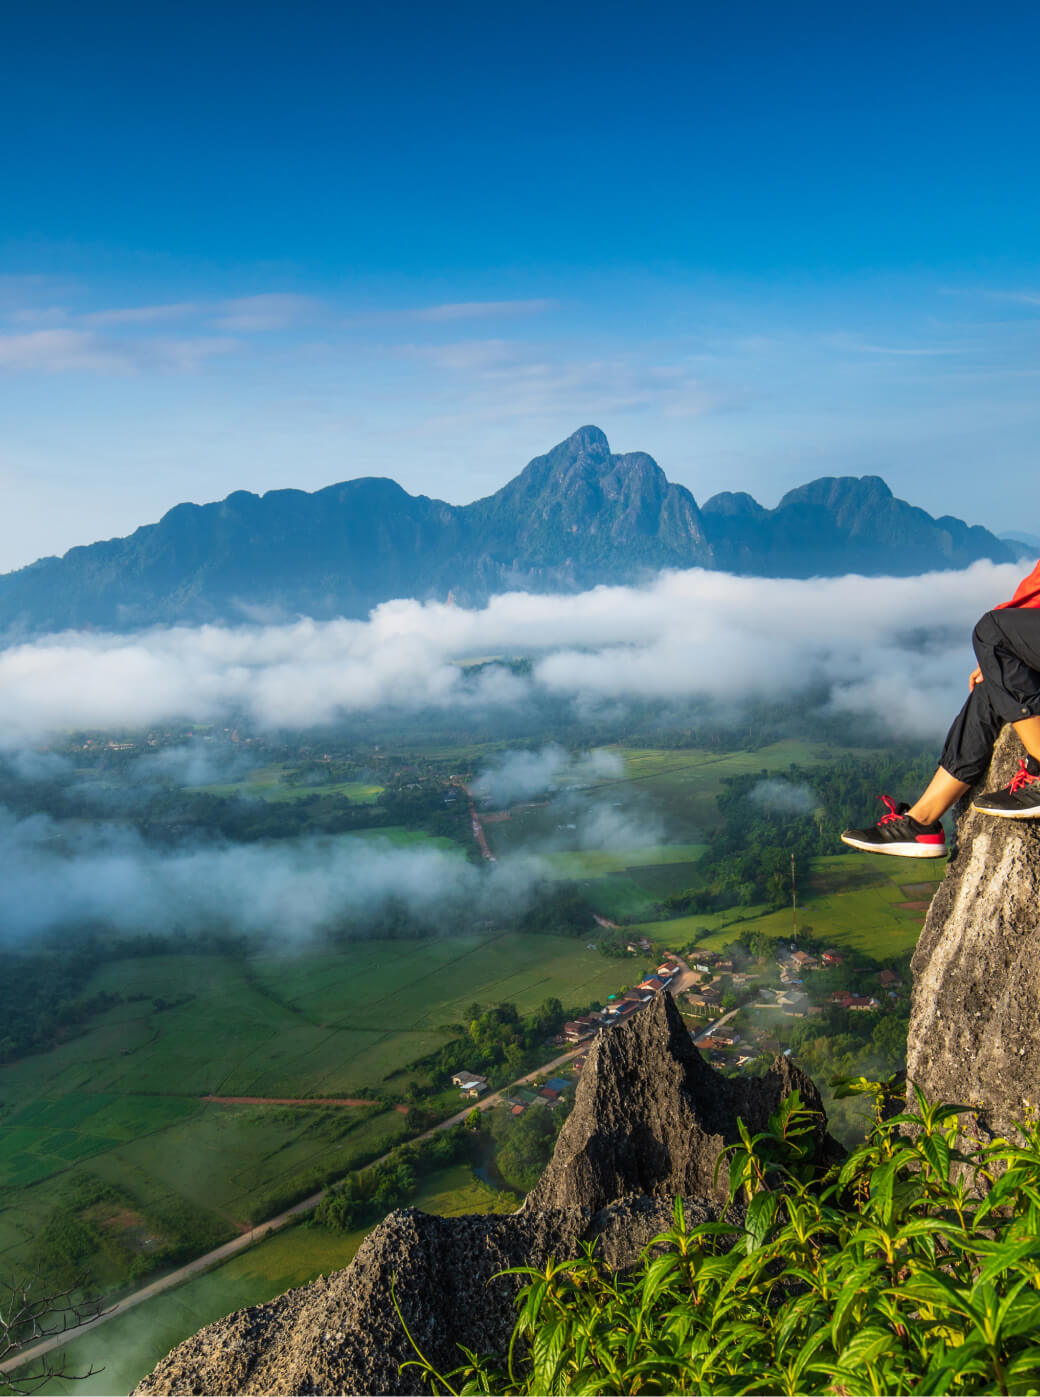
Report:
691,1005,741,1042
1,1045,586,1381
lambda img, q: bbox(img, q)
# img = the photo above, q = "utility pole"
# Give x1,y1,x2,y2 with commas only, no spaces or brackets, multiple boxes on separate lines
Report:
791,852,798,942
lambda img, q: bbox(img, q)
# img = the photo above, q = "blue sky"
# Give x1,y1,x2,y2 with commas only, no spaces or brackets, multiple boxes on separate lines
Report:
2,0,1039,571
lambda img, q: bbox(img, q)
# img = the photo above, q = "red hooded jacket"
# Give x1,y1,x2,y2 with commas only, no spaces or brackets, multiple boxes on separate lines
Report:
997,558,1040,611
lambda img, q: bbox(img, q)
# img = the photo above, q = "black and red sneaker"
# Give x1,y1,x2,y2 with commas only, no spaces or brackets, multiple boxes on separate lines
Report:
972,756,1040,818
840,795,947,858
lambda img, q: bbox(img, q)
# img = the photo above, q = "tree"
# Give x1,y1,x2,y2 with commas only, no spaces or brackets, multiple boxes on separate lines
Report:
465,1107,482,1130
0,1275,104,1396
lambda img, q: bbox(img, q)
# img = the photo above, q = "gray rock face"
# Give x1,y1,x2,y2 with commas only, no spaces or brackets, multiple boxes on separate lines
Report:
907,726,1040,1140
134,994,835,1396
132,1200,697,1397
526,993,837,1211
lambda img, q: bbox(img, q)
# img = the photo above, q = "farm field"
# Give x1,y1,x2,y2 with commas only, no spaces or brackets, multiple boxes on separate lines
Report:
634,854,945,957
482,740,854,861
188,763,385,804
598,740,845,836
0,933,628,1284
24,1165,510,1397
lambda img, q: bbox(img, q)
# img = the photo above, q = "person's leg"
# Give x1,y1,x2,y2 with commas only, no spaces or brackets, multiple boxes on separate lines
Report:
969,609,1040,816
906,769,970,825
842,609,1040,853
1011,714,1040,761
899,677,1008,825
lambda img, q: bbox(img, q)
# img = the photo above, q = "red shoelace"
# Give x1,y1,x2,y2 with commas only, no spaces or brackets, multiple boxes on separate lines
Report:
1008,759,1039,793
877,794,904,823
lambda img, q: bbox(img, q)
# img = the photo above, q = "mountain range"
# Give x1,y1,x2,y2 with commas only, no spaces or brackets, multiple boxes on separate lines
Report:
0,426,1018,634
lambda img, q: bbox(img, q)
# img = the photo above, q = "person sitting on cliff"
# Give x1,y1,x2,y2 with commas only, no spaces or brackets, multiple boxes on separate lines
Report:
841,556,1040,857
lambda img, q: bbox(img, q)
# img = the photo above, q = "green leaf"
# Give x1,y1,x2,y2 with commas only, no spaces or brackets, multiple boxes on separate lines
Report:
973,1237,1040,1292
830,1260,882,1348
745,1191,779,1252
836,1324,900,1369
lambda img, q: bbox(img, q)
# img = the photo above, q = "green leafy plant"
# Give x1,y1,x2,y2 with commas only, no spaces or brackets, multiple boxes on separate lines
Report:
399,1082,1040,1395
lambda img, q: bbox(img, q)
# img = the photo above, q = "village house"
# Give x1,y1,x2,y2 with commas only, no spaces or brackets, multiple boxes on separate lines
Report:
848,994,880,1011
822,950,843,966
613,998,642,1019
775,989,809,1011
791,950,818,970
879,969,902,988
563,1019,596,1043
657,962,679,979
451,1071,488,1095
829,990,880,1011
687,993,723,1016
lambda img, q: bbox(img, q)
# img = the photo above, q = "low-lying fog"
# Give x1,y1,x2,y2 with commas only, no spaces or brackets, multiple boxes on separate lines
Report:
1,561,1017,946
0,741,667,944
0,561,1017,744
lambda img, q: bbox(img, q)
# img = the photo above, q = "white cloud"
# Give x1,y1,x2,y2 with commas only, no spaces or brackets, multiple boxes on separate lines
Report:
83,302,202,326
401,339,719,422
0,804,554,943
0,329,131,374
0,327,238,375
212,294,318,331
412,299,557,322
750,779,817,815
345,299,556,328
0,561,1022,745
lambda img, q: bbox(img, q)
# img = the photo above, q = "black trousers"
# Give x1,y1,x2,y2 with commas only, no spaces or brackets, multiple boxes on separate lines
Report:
939,608,1040,783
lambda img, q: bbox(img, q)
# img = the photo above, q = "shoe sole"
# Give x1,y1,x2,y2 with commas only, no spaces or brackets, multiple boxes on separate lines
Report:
971,802,1040,819
840,833,947,857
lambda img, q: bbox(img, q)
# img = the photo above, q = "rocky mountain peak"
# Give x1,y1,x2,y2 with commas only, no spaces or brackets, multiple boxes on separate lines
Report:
134,995,838,1396
527,993,835,1211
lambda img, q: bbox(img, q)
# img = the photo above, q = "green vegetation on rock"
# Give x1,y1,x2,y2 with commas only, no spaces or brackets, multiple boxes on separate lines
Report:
407,1084,1040,1396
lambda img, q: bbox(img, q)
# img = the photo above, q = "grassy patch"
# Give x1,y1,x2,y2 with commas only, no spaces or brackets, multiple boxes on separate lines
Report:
0,932,631,1281
188,764,385,804
634,853,945,957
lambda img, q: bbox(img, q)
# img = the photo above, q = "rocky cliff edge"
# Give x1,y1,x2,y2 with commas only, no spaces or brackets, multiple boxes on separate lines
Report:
134,995,836,1396
907,726,1040,1141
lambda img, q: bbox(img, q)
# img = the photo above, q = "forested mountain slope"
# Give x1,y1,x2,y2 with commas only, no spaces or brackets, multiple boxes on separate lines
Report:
0,426,1013,633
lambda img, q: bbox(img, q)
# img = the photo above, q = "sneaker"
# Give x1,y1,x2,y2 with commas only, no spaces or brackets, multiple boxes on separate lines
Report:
972,756,1040,818
840,795,947,858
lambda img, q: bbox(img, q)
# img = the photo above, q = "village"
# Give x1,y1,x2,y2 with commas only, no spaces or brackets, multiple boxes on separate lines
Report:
447,937,904,1111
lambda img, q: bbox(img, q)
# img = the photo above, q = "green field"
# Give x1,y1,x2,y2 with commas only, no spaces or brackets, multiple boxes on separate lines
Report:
23,1165,510,1397
189,763,385,804
0,933,628,1283
539,844,709,921
598,741,843,835
3,731,941,1371
634,854,945,957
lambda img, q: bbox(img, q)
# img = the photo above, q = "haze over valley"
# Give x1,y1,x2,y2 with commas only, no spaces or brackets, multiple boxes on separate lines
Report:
5,3,1040,1389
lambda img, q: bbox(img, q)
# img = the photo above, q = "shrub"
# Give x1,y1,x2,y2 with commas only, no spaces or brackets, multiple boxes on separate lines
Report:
401,1081,1040,1395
